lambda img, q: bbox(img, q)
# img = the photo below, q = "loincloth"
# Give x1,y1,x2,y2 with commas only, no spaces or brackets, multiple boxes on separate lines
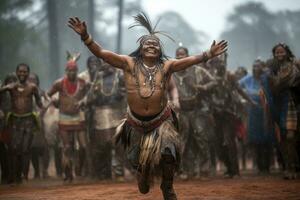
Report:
58,112,85,131
6,112,39,131
114,105,181,173
6,112,39,153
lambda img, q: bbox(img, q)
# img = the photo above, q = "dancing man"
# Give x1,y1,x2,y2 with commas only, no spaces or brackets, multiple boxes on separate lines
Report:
68,13,227,199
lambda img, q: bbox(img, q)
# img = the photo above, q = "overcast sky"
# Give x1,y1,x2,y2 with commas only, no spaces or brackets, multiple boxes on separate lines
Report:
143,0,300,43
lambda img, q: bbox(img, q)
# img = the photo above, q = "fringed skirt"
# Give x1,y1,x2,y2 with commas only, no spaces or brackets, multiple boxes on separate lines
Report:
114,106,181,174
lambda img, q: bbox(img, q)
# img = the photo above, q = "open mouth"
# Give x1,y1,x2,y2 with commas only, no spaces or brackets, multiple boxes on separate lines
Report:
146,48,157,55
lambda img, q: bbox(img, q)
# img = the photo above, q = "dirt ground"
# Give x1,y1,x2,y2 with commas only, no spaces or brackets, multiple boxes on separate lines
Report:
1,175,300,200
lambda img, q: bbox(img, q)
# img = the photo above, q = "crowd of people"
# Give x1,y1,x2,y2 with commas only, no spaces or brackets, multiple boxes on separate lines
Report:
0,14,300,200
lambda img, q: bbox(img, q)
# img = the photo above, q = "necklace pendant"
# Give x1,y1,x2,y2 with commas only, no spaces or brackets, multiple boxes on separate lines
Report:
17,87,24,92
143,82,146,86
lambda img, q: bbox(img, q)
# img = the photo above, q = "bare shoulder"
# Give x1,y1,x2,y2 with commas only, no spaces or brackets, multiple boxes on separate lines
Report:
77,77,89,88
52,78,64,90
123,56,137,72
123,55,134,63
163,59,176,73
28,82,38,89
113,54,133,68
26,82,40,95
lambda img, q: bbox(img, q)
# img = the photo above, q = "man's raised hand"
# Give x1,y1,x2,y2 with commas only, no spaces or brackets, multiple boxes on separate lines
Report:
209,40,228,58
68,17,88,38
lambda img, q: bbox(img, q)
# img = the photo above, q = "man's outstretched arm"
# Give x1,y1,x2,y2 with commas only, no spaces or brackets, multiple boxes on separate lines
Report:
169,40,228,73
68,17,128,69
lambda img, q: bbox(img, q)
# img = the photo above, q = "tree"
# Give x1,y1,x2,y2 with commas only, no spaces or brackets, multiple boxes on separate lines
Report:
155,11,207,57
0,0,35,80
47,0,60,80
220,2,278,69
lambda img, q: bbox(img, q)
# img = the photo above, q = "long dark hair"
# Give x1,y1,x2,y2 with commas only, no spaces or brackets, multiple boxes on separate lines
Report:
268,43,295,74
272,43,295,61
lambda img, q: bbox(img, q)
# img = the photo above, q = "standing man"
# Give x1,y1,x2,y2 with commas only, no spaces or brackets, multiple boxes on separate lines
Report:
78,55,103,177
173,46,216,179
47,56,89,182
210,57,255,178
194,61,218,178
0,64,43,184
85,62,126,180
173,47,198,179
68,13,227,199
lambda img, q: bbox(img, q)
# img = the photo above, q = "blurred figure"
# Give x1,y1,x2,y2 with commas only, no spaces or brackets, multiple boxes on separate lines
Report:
235,66,248,80
79,55,102,83
173,47,216,179
262,43,300,179
85,61,126,180
47,55,89,182
239,59,272,174
43,99,62,177
210,57,255,178
172,47,198,179
0,74,17,184
26,73,50,179
78,55,102,177
0,64,44,184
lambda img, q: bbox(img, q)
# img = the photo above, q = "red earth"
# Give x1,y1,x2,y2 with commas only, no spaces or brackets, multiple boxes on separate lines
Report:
1,175,300,200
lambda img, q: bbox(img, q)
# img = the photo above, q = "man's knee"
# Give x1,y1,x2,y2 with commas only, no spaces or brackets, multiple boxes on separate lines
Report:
161,148,175,164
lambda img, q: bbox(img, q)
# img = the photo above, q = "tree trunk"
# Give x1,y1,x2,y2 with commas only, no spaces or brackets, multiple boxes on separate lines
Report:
47,0,60,80
88,0,95,37
116,0,124,54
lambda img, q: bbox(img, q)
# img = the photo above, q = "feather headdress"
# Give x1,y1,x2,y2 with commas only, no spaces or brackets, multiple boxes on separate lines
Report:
66,51,81,62
129,12,175,45
65,51,81,70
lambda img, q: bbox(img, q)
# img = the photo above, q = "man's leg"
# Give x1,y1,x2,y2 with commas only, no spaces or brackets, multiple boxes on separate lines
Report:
160,148,177,200
11,125,23,183
112,145,125,181
76,130,87,177
60,130,74,182
223,119,239,177
193,115,210,178
263,142,272,173
42,145,50,178
284,131,299,179
178,112,191,179
54,135,63,177
93,129,113,180
31,146,40,178
22,119,35,181
0,142,9,184
54,143,63,177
